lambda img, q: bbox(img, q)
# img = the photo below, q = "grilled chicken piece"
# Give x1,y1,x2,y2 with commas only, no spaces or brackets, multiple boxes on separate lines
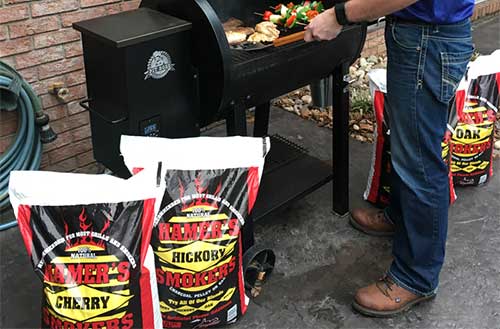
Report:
255,21,280,39
225,31,247,45
231,27,255,36
223,18,244,31
247,32,275,43
248,22,280,43
223,18,255,45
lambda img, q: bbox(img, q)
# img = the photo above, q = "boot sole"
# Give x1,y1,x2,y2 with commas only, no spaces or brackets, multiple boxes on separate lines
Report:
351,294,436,318
348,214,394,237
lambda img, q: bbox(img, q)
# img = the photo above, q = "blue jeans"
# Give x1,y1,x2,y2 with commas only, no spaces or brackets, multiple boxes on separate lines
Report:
383,18,473,296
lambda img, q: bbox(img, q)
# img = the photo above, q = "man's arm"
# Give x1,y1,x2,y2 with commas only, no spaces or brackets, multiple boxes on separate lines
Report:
304,0,418,42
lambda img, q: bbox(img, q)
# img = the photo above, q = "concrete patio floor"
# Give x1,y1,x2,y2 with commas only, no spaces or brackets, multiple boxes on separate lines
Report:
231,110,500,329
1,14,499,329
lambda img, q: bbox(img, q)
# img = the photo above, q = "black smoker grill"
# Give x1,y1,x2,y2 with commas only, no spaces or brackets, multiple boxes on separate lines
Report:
74,0,366,226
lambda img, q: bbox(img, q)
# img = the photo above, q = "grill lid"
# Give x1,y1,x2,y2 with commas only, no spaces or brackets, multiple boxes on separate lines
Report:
73,8,191,48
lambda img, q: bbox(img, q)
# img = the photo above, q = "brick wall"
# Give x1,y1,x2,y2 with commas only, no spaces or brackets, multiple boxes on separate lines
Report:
472,0,500,20
361,0,500,59
0,0,140,174
1,0,499,174
360,26,385,59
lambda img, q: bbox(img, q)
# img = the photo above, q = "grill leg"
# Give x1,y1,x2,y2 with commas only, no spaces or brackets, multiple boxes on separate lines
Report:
242,215,255,252
253,101,271,137
332,63,350,216
226,103,248,136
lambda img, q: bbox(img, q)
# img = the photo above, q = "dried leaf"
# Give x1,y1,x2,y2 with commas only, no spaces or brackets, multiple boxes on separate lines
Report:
359,123,374,132
300,108,312,119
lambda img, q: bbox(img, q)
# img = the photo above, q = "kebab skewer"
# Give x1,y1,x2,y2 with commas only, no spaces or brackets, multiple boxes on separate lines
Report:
257,1,324,28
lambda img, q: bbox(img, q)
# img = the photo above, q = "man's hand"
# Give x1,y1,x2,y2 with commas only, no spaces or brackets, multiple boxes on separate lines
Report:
304,8,342,42
304,0,419,42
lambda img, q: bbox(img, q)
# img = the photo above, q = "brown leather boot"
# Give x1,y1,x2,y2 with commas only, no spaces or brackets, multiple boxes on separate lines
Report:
349,208,395,236
352,276,436,317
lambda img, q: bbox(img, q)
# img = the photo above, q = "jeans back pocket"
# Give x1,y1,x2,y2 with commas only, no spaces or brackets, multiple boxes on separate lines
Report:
440,50,473,103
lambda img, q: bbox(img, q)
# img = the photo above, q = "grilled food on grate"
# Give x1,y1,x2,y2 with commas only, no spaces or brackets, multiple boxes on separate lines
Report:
226,31,248,45
223,17,244,31
224,18,255,45
232,26,255,35
224,18,280,46
248,21,280,43
255,21,280,38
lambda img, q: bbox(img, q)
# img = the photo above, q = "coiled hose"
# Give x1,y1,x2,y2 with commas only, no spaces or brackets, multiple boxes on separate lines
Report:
0,61,56,230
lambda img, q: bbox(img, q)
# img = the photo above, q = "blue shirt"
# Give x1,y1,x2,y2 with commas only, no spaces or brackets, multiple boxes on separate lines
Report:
394,0,475,24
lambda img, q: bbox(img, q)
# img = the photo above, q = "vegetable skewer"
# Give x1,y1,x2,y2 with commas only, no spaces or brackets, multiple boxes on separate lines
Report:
260,1,324,26
254,12,307,26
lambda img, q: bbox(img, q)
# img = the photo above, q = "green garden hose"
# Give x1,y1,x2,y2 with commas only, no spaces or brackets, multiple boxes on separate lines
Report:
0,61,57,230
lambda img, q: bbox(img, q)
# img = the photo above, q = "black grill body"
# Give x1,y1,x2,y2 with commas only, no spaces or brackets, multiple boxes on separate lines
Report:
141,0,366,126
74,0,366,222
137,0,366,218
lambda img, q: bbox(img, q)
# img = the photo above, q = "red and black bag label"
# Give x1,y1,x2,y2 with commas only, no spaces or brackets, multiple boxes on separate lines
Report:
17,200,156,329
442,133,458,204
153,168,257,328
450,72,499,186
365,88,456,207
364,90,392,208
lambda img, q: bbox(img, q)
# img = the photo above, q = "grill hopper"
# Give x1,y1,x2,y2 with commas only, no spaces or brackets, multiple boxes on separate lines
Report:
74,9,200,177
140,0,366,126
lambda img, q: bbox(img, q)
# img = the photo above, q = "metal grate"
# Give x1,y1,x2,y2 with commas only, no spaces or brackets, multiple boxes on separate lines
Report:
264,134,308,174
231,41,308,66
230,48,258,65
230,40,332,82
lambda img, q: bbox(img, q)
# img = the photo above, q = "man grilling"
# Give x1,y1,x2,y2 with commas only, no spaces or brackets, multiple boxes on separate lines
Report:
305,0,474,317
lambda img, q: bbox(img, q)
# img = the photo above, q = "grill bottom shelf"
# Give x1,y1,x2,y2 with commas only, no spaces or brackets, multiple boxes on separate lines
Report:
251,135,333,222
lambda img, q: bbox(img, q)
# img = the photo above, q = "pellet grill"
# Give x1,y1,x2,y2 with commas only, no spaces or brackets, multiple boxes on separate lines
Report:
74,0,366,224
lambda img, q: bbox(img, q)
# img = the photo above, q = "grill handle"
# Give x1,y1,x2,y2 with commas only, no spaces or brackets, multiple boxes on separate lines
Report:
273,31,306,47
367,17,385,27
79,98,128,124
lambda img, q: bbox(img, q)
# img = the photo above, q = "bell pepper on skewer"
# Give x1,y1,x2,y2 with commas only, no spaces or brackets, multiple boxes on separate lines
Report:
296,7,308,22
305,9,319,20
314,1,324,12
285,13,297,28
263,10,273,21
269,14,284,25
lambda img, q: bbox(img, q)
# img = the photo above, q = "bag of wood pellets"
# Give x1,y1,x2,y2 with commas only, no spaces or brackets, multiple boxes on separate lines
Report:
120,135,270,329
9,170,162,329
449,50,500,186
364,69,457,207
441,101,459,203
363,69,392,208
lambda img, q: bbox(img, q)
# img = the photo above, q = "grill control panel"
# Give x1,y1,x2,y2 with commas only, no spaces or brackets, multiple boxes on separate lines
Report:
140,115,161,137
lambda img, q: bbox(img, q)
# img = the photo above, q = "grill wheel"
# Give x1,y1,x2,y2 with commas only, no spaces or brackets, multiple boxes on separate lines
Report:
243,244,276,298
